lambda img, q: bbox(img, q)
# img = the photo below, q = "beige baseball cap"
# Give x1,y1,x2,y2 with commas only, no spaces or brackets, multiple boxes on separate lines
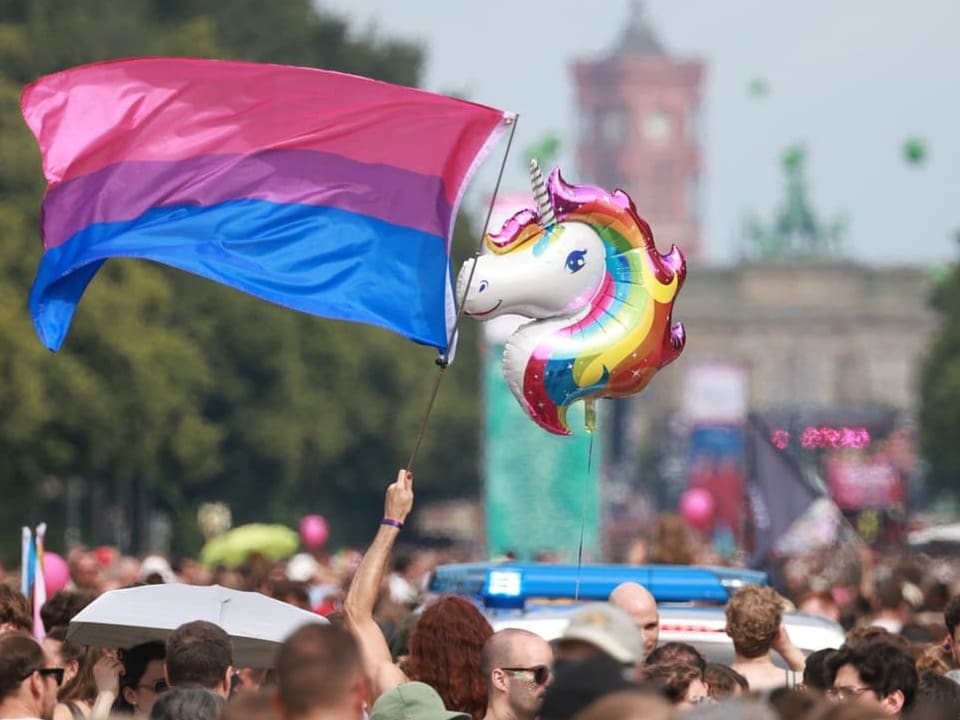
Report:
555,602,644,665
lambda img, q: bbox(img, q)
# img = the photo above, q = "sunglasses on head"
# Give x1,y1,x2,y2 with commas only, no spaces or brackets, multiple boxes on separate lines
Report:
500,665,551,685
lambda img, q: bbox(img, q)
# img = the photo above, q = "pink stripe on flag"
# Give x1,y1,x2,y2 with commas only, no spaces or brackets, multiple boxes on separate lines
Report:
41,150,451,249
21,57,509,204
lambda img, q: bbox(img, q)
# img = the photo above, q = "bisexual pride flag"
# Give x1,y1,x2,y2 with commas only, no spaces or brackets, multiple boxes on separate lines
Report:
21,58,514,352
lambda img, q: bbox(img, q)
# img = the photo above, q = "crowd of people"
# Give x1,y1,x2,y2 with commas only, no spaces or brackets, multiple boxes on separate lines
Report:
0,468,958,720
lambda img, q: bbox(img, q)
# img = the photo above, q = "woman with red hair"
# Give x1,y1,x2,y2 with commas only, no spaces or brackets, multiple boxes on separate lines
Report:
344,470,492,720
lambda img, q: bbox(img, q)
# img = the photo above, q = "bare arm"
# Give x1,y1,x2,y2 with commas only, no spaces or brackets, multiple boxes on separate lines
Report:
343,469,414,699
90,653,122,720
772,624,807,672
90,692,117,720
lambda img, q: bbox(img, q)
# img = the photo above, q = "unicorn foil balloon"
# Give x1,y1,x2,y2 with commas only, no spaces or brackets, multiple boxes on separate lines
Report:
456,162,687,435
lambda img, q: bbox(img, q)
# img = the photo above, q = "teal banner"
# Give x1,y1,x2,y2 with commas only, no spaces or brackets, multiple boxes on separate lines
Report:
483,344,601,561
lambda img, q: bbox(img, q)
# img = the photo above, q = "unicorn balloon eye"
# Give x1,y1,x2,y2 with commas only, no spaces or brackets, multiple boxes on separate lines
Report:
565,249,587,273
455,161,687,435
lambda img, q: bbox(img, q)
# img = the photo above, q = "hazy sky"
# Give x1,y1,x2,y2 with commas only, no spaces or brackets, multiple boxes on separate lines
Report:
318,0,959,266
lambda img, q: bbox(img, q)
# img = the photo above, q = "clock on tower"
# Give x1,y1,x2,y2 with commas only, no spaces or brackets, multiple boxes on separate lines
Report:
643,110,674,143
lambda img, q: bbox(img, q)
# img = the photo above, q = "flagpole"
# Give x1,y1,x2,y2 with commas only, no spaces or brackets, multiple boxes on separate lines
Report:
404,116,519,473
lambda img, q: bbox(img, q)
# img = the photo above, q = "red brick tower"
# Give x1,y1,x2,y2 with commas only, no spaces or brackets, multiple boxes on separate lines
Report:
572,2,705,259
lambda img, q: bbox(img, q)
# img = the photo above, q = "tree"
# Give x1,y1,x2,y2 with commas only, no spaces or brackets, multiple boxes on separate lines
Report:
0,0,484,561
919,242,960,500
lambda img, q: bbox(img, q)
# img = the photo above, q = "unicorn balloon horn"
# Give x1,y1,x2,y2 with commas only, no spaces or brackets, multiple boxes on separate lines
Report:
529,159,555,226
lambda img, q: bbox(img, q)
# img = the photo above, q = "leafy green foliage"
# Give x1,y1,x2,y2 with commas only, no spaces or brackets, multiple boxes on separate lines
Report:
920,251,960,499
0,1,483,561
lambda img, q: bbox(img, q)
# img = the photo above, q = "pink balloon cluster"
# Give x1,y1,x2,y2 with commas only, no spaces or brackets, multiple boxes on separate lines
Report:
299,515,329,549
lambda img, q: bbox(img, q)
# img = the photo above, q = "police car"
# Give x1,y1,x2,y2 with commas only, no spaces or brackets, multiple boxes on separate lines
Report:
428,562,845,665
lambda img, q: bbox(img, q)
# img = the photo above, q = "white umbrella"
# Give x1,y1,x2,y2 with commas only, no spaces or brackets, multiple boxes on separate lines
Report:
908,522,960,546
67,583,326,668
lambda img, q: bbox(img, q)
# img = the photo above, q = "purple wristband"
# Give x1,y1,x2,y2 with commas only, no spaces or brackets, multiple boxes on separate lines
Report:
381,518,403,530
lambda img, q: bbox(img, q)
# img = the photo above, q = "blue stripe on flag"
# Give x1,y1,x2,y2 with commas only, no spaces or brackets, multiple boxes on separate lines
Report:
31,200,452,352
25,539,36,596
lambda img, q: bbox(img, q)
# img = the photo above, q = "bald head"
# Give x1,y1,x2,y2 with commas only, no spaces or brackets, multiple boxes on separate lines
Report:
481,630,553,720
609,582,659,659
481,629,549,677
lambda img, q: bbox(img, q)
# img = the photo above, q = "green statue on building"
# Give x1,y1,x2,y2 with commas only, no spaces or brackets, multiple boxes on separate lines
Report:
744,145,847,258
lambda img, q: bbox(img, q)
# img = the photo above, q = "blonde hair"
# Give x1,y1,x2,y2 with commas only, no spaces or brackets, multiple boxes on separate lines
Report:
725,585,785,658
914,642,951,674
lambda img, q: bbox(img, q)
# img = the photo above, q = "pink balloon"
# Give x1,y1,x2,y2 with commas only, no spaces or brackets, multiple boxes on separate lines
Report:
299,515,329,549
680,488,715,531
43,552,70,595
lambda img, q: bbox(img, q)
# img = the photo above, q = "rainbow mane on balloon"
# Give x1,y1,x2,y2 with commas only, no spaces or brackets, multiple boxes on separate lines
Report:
456,165,687,435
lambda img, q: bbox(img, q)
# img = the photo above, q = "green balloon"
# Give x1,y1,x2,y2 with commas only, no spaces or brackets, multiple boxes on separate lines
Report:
781,145,805,171
748,78,769,98
523,132,561,170
903,137,927,165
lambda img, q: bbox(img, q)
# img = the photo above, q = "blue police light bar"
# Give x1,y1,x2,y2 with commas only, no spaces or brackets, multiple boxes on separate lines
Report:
482,568,526,609
428,562,493,597
429,563,767,609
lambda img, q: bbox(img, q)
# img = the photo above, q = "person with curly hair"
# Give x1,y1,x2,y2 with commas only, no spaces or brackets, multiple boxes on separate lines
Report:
0,585,31,634
643,662,710,709
644,642,706,672
825,639,916,717
702,662,748,700
725,585,806,691
344,469,493,720
843,626,909,651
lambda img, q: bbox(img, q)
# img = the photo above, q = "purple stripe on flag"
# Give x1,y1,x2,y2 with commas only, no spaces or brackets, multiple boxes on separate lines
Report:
41,150,451,249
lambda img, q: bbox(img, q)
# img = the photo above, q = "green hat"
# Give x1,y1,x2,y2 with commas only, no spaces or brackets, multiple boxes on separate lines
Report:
369,682,470,720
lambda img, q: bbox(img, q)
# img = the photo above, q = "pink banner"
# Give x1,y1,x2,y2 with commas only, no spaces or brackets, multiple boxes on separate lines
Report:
827,459,903,510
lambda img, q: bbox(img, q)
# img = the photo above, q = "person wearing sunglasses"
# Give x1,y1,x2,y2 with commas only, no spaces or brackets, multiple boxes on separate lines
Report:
0,631,63,720
480,629,553,720
42,627,123,720
109,642,167,718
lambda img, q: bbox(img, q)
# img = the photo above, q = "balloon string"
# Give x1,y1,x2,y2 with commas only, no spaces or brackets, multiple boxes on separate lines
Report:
574,421,596,601
405,115,520,473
